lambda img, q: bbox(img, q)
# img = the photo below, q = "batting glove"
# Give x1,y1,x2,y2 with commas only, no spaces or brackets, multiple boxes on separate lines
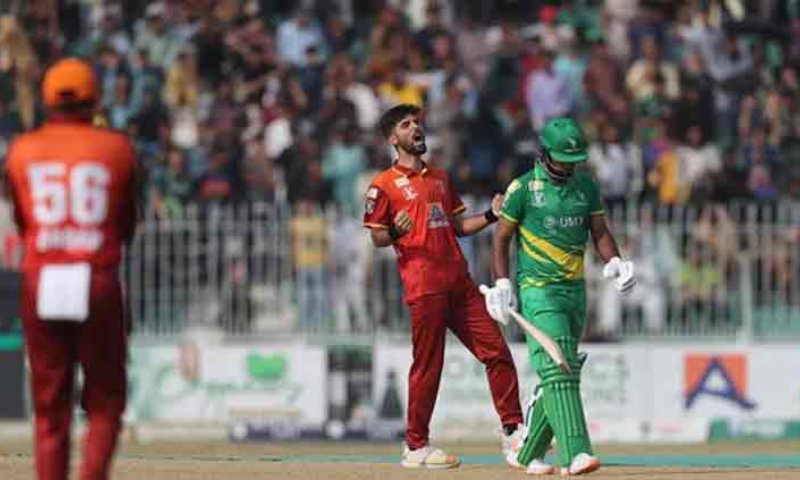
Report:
479,278,516,325
602,256,636,294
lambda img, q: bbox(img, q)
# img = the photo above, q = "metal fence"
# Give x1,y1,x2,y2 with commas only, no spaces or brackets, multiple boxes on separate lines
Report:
118,201,800,343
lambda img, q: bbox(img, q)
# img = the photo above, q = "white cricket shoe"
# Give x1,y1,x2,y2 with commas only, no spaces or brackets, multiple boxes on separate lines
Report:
527,459,556,475
561,453,601,476
502,424,523,468
401,444,460,469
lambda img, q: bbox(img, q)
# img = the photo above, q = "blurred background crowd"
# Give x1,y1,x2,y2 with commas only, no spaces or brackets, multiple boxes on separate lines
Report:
1,0,800,338
3,0,800,212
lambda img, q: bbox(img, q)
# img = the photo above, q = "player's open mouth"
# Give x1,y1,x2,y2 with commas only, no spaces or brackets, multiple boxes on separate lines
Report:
413,133,424,142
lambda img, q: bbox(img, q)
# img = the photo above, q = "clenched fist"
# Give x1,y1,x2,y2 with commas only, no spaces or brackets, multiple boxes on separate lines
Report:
491,194,504,216
392,210,413,237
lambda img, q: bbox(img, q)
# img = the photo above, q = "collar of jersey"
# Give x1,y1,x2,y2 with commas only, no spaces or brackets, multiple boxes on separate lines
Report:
533,161,549,182
392,161,428,177
534,159,574,187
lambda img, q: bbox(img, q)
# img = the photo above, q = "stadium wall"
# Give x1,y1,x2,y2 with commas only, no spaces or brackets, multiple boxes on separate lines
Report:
3,338,799,444
117,339,800,443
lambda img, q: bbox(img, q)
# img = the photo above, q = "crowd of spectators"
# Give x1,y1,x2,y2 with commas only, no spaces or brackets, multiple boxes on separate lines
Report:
3,0,800,217
1,0,800,336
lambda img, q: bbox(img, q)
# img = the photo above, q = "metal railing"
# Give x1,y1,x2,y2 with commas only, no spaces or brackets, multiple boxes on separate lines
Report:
116,201,800,342
1,199,798,341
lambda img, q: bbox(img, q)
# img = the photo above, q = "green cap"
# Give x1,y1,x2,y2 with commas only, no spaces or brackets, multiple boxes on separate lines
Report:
539,117,588,163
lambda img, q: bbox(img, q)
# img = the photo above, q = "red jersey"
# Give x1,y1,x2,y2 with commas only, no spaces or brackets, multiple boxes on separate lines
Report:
4,120,139,270
363,163,470,301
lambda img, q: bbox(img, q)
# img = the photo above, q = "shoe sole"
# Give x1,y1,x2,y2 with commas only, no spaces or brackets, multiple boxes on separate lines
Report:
401,461,461,470
527,467,556,475
561,458,601,476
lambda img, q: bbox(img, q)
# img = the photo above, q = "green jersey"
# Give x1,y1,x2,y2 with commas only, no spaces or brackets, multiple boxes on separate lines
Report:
499,161,604,290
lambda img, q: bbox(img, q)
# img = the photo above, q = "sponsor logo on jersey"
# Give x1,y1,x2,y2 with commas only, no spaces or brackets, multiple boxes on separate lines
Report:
529,180,544,192
400,185,418,200
543,216,584,229
427,202,449,229
394,177,410,187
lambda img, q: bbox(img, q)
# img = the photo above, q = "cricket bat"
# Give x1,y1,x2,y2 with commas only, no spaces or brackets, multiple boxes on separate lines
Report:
507,308,571,374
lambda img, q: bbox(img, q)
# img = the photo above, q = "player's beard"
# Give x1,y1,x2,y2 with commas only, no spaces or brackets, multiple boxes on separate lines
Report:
542,152,574,184
399,136,427,156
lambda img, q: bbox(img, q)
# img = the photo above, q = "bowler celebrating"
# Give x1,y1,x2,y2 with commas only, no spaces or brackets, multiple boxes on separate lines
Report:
484,117,635,475
363,104,523,469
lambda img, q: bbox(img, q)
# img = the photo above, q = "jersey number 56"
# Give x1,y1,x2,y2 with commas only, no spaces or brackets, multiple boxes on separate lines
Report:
28,163,110,226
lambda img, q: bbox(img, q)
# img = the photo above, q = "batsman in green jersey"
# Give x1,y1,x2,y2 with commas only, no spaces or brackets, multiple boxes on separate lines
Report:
482,118,635,476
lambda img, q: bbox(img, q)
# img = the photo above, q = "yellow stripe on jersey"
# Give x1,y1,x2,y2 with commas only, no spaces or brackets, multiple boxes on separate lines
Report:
519,238,552,265
452,205,467,215
518,226,584,280
499,212,519,223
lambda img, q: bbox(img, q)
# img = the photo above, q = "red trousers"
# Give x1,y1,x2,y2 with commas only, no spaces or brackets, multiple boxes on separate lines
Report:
406,282,522,449
21,268,128,480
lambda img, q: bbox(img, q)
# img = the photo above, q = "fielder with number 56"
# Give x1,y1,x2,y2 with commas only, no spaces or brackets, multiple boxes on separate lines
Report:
482,118,635,476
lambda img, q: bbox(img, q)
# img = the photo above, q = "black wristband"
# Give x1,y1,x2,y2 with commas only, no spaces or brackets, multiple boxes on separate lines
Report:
389,225,403,240
484,208,498,223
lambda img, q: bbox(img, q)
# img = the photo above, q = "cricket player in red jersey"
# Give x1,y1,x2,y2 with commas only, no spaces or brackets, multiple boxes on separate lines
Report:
3,58,140,480
363,104,523,469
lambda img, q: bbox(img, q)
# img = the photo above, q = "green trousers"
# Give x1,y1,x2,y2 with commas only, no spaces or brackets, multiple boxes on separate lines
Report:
516,283,593,468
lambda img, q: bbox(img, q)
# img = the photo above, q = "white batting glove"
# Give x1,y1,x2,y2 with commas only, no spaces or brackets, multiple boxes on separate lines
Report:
479,278,516,325
602,256,636,294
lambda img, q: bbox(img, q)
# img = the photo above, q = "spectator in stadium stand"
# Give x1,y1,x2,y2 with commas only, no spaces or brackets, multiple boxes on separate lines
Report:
678,240,727,328
130,87,170,158
322,120,368,218
502,101,540,182
152,146,195,218
740,126,781,201
414,3,450,61
378,62,425,109
192,142,241,204
676,125,722,203
625,35,680,104
326,53,380,131
587,121,644,212
691,204,739,279
282,128,334,208
698,29,755,148
553,31,588,115
673,72,715,144
709,145,750,203
163,47,200,113
646,118,689,206
133,2,185,71
105,72,142,130
276,6,328,67
365,6,410,80
242,141,279,203
0,15,40,130
525,48,573,131
295,45,326,116
323,7,357,55
582,37,628,119
289,196,329,331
